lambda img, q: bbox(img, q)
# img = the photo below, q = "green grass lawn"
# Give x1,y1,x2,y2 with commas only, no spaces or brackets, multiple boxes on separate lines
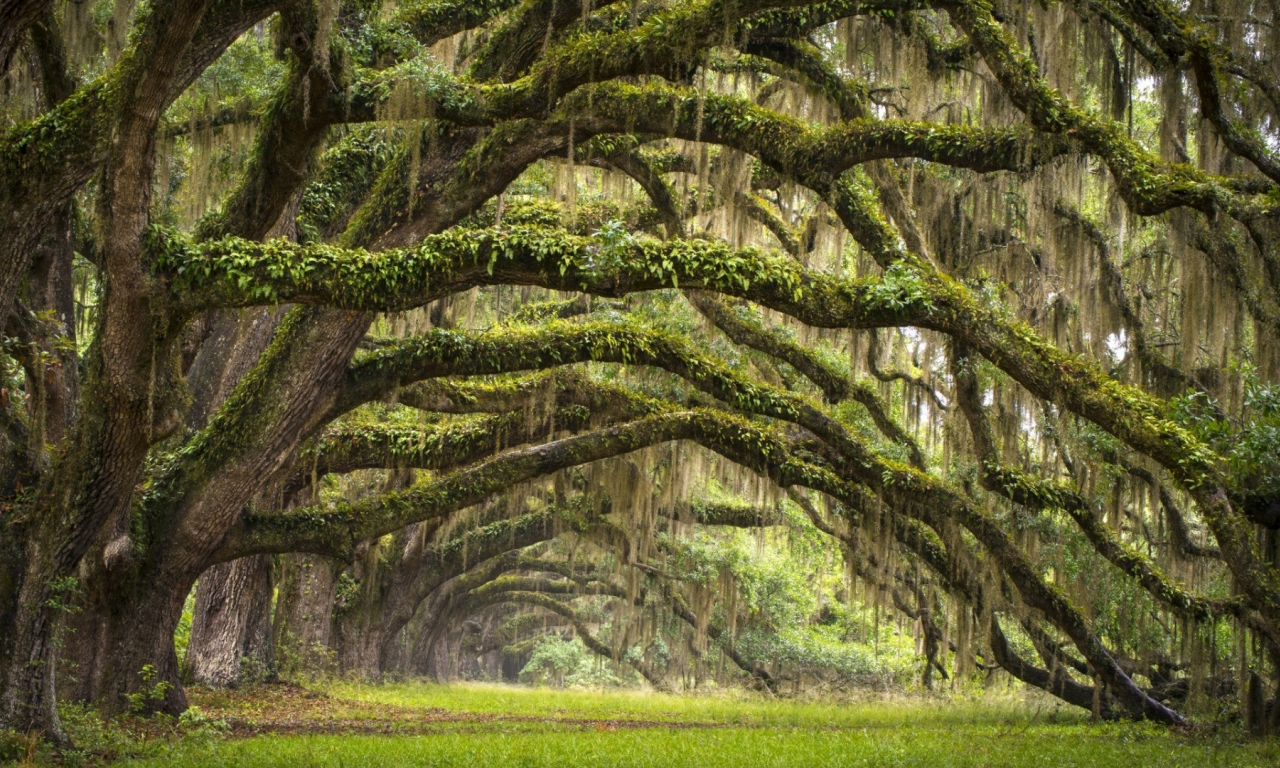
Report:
68,682,1280,766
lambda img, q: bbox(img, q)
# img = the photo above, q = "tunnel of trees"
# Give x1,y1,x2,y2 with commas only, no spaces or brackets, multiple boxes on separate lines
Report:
3,0,1280,745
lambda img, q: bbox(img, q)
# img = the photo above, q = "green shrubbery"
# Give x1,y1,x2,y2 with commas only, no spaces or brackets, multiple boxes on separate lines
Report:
519,636,632,689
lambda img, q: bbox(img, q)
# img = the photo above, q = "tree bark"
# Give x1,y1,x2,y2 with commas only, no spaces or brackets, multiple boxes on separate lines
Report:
0,0,54,82
22,201,80,450
273,554,341,677
183,555,275,687
94,582,193,715
1,0,217,737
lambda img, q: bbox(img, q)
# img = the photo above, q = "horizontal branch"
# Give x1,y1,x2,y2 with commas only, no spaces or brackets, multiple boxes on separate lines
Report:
292,409,583,481
159,224,1231,518
394,370,657,420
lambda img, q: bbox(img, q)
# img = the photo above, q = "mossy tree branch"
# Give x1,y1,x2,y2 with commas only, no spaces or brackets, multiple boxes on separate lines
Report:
229,408,842,559
950,346,1256,632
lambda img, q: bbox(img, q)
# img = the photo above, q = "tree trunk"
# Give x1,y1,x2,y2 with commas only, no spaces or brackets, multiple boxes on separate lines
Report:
81,309,366,710
408,586,463,681
0,575,64,738
0,203,81,733
332,552,386,679
2,1,217,737
56,588,110,706
93,580,193,716
185,308,285,430
273,554,340,678
182,555,275,687
23,200,80,451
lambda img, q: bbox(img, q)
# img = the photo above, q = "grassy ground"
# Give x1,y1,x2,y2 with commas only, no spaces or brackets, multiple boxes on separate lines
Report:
25,681,1280,766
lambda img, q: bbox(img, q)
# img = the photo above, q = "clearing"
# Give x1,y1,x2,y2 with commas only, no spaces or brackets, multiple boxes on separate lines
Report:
62,682,1279,766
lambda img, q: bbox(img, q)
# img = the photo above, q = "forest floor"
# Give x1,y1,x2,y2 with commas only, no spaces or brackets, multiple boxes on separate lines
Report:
18,681,1280,766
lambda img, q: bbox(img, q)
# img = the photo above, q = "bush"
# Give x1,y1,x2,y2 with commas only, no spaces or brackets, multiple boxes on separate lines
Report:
519,636,627,689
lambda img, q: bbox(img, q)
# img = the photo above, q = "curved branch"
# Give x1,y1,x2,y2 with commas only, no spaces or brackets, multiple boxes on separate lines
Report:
938,0,1273,216
468,0,624,83
395,369,655,417
229,408,838,559
161,224,1239,554
951,348,1251,628
469,589,669,689
1108,0,1280,184
395,0,524,49
988,614,1116,718
686,292,927,467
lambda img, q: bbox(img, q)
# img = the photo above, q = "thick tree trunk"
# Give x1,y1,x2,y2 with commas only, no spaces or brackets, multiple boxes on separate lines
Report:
1,1,216,737
417,613,456,682
183,555,275,687
333,550,387,679
95,584,192,716
23,201,80,450
0,203,75,719
185,308,286,430
0,580,63,736
0,1,54,78
34,91,553,715
52,304,285,706
0,204,81,722
67,307,365,712
57,588,110,706
273,554,341,677
54,552,196,717
407,585,466,681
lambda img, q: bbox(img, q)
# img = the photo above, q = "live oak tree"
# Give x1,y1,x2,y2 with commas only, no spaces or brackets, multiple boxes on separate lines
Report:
3,0,1280,744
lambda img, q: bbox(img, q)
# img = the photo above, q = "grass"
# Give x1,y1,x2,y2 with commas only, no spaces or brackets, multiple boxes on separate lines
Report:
324,680,1131,732
33,681,1280,766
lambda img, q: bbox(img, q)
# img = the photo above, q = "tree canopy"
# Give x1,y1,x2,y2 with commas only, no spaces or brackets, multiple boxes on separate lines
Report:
3,0,1280,743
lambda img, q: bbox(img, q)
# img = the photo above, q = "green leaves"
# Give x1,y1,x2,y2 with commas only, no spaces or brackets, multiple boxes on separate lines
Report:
864,263,935,313
153,221,818,313
590,220,636,270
